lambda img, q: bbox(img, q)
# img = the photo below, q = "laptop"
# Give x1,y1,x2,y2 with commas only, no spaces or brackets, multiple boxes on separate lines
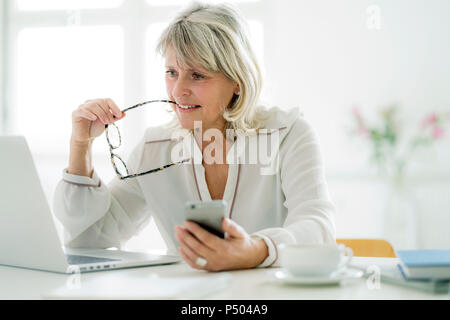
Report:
0,136,181,274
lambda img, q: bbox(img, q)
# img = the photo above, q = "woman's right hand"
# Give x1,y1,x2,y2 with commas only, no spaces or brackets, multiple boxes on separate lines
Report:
71,98,125,144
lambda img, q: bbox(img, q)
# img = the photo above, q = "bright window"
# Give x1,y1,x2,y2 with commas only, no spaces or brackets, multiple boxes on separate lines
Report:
146,23,173,127
147,0,259,5
17,0,124,11
17,26,124,154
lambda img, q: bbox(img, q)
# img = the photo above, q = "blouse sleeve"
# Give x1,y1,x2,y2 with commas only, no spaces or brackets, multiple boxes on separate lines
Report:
252,117,337,267
52,137,151,249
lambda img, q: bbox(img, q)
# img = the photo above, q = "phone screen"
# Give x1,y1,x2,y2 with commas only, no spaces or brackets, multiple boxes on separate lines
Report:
193,222,224,239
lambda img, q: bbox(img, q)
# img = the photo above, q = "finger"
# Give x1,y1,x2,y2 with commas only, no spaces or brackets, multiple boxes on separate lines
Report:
105,98,123,119
84,98,103,104
176,226,214,257
178,239,202,264
179,247,202,270
96,99,115,123
222,218,246,239
89,103,110,124
79,109,97,121
176,226,206,256
184,221,224,250
73,108,96,122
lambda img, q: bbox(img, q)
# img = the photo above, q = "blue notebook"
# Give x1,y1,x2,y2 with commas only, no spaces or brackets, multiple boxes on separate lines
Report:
396,249,450,280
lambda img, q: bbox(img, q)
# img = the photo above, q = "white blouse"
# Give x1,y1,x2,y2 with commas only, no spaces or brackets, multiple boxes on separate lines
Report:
53,106,336,267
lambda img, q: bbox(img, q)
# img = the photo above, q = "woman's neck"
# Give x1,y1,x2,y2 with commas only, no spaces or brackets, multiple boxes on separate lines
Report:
193,123,232,165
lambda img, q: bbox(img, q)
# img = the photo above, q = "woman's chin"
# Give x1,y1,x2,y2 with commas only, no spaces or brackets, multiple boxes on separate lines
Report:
176,118,197,131
175,114,204,129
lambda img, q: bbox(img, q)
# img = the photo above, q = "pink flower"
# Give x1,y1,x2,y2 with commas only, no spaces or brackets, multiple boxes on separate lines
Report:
352,106,362,119
422,113,438,129
352,106,368,136
432,126,444,139
358,127,369,136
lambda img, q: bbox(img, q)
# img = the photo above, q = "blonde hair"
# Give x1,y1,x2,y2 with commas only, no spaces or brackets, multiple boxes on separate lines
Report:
156,0,269,133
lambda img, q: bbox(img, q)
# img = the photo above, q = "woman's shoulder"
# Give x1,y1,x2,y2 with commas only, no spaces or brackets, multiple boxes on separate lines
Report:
256,104,312,137
256,106,322,160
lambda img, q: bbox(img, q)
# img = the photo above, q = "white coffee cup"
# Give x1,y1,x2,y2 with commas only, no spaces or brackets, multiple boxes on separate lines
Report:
278,243,353,277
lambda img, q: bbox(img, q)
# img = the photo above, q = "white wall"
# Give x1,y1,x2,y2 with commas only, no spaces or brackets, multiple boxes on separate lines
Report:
260,0,450,249
0,1,4,134
262,0,450,172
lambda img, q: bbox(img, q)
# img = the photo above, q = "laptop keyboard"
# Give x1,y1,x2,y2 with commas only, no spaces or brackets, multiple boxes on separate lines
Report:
66,254,120,265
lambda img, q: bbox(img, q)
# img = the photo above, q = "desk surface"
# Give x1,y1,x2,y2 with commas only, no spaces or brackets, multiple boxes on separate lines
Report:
0,257,448,300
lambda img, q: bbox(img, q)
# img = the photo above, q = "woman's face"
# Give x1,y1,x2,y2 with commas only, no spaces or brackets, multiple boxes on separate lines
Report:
165,47,239,132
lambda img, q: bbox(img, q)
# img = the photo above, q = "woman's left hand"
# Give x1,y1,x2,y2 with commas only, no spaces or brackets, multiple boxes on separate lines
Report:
174,218,268,271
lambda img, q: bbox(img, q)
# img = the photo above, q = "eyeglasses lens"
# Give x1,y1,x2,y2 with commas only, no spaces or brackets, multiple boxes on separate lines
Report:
107,124,121,149
112,154,128,177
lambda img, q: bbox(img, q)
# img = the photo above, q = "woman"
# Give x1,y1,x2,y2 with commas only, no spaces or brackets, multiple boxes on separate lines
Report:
54,1,336,271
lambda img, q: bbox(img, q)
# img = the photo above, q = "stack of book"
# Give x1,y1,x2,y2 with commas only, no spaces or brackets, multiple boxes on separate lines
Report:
397,249,450,280
393,249,450,293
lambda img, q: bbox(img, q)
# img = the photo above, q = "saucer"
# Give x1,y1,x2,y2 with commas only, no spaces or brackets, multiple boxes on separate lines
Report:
274,268,363,285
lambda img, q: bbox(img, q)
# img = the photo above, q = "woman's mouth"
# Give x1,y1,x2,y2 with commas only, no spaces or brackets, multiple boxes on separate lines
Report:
176,104,202,113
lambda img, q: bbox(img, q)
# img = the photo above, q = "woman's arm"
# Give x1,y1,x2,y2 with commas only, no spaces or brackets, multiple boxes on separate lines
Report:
68,139,93,177
53,136,150,249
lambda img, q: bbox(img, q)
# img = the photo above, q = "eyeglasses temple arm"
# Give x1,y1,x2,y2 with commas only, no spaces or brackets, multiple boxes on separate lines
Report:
120,100,177,113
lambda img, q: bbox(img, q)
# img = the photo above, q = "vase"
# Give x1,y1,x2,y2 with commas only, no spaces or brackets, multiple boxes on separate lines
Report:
382,174,419,250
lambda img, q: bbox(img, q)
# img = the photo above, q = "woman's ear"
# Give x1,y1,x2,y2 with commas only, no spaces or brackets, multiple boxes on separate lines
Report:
234,83,240,95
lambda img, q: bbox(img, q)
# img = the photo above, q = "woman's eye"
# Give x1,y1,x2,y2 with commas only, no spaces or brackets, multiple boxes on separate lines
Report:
165,70,177,77
192,73,204,80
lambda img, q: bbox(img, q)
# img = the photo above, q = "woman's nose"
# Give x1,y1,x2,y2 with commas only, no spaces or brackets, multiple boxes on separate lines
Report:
172,79,192,99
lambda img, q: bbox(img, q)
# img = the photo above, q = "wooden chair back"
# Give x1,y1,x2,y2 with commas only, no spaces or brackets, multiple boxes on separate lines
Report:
336,239,396,258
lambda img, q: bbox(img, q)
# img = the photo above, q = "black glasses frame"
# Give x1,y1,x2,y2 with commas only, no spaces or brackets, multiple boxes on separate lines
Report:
105,99,191,180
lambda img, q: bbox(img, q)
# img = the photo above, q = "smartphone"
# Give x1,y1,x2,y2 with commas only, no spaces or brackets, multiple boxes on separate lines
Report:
184,200,227,238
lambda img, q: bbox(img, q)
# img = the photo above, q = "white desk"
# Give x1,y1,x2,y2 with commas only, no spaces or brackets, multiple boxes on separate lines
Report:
0,257,448,300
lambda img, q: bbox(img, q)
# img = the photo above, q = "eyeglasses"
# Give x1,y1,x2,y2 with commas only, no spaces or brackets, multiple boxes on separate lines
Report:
105,99,191,180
